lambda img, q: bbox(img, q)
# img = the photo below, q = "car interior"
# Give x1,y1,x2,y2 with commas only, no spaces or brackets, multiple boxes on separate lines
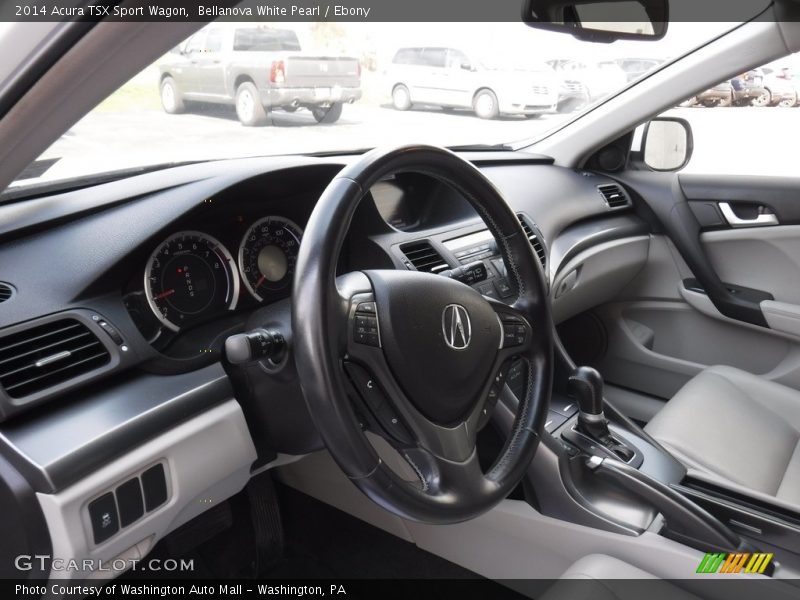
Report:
3,1,800,598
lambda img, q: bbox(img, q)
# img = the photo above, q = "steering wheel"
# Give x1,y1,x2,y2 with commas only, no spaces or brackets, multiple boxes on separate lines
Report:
292,145,553,524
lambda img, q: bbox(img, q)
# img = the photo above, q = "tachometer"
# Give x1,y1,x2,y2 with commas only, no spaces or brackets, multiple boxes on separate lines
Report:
144,231,238,332
238,216,303,302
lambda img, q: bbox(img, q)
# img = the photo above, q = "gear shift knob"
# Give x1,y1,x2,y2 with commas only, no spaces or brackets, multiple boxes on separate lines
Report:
568,365,605,417
566,365,634,462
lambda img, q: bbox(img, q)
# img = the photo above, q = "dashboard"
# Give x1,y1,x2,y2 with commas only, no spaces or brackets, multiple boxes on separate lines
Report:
0,151,651,579
0,151,652,424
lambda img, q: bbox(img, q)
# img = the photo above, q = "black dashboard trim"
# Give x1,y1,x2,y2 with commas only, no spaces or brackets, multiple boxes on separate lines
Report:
0,451,51,579
619,172,770,327
0,363,232,494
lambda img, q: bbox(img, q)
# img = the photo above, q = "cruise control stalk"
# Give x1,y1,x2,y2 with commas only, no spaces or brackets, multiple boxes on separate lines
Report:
225,329,286,365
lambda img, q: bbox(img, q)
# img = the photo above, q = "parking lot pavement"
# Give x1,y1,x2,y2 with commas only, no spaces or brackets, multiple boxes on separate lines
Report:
34,103,800,183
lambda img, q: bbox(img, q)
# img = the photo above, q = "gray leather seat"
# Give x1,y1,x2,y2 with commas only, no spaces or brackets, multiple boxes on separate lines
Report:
541,555,795,600
645,365,800,505
540,554,699,600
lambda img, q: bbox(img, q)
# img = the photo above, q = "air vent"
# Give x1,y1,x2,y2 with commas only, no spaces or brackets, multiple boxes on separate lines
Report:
0,283,12,304
0,319,110,399
517,214,547,272
598,184,630,209
400,241,448,274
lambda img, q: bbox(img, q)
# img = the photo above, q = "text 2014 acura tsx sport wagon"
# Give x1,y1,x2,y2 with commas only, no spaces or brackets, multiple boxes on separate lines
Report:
2,1,800,598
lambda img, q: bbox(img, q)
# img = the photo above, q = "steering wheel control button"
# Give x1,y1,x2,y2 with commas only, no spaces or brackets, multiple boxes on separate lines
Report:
356,301,376,314
115,477,145,527
345,363,385,410
501,318,527,348
479,384,503,429
142,464,168,512
375,403,413,445
88,492,119,544
353,309,380,347
502,325,518,346
487,384,501,404
345,362,412,444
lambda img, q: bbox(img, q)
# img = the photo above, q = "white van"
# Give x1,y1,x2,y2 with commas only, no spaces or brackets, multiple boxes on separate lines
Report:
386,47,558,119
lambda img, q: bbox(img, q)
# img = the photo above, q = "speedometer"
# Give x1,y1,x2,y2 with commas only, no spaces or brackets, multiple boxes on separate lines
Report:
238,216,303,302
144,231,238,332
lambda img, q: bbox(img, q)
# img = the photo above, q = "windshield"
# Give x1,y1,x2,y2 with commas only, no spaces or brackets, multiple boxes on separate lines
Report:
13,21,736,188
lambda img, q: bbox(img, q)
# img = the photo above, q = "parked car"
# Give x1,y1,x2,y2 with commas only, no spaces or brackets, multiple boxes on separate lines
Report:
615,57,664,82
731,70,766,105
761,66,799,106
386,47,558,119
681,81,734,107
554,78,590,113
159,25,362,126
546,59,629,102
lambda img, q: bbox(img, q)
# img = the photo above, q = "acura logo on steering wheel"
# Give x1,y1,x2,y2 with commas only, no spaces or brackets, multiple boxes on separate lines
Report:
442,304,472,350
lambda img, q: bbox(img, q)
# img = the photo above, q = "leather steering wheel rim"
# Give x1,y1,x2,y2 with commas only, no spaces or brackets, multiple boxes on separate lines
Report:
292,144,553,524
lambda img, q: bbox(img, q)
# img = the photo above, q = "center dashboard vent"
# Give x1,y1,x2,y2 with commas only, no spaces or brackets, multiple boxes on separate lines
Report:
400,241,448,274
598,184,631,209
517,214,547,272
0,318,111,399
0,283,13,304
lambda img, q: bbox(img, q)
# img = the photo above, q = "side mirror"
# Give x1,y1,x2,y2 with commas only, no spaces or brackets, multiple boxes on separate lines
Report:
642,117,693,171
460,62,474,71
523,0,668,43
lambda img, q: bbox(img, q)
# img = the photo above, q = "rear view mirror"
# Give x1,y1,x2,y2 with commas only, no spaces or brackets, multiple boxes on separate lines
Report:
642,117,693,171
523,0,668,42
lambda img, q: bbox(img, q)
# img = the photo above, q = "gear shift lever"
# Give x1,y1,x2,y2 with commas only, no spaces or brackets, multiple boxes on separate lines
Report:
569,366,605,423
568,366,634,462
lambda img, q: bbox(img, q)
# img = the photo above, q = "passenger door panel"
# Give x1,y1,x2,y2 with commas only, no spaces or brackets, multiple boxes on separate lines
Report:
590,173,800,401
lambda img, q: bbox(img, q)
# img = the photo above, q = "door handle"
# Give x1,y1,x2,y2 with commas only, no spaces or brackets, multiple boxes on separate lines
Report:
718,202,778,228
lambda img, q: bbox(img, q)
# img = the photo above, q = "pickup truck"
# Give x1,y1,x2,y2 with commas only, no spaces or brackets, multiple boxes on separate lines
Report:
159,26,362,126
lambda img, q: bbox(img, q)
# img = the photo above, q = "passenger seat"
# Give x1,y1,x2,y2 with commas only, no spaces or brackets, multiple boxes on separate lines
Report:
540,554,699,600
645,365,800,505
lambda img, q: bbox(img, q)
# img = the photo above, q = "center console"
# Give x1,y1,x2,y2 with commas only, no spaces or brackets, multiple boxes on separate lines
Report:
494,345,796,576
501,346,800,577
673,476,800,570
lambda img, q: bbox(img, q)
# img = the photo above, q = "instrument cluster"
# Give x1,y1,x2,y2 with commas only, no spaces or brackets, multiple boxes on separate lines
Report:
128,215,304,343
